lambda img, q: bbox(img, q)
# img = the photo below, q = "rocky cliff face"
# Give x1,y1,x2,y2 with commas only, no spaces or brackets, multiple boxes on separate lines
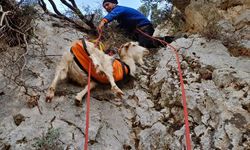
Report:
0,4,249,150
183,0,249,31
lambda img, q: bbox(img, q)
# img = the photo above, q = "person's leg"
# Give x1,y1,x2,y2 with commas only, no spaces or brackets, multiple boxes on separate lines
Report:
136,25,188,48
137,25,174,48
137,25,156,48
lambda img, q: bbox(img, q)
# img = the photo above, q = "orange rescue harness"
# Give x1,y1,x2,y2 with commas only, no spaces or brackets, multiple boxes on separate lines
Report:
70,39,130,84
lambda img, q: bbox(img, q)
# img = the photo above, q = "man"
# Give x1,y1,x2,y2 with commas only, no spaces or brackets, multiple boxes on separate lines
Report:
98,0,176,48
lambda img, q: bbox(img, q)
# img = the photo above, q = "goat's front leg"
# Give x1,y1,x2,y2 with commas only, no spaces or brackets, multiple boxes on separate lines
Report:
75,81,96,106
46,66,68,102
104,72,124,98
46,53,70,102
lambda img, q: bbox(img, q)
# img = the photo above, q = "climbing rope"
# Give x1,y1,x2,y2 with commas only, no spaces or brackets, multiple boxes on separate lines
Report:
84,61,91,150
84,27,104,150
136,28,192,150
84,27,192,149
94,27,105,51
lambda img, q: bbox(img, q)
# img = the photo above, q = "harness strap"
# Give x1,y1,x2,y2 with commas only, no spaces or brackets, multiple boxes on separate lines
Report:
80,38,90,56
119,59,130,80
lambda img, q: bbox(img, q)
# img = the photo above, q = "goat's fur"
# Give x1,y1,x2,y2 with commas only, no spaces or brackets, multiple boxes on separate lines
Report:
46,40,149,105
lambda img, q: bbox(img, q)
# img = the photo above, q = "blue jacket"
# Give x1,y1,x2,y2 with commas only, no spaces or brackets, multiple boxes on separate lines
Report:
103,5,151,31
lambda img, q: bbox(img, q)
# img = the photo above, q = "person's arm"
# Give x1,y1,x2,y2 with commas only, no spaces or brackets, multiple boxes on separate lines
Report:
98,6,122,29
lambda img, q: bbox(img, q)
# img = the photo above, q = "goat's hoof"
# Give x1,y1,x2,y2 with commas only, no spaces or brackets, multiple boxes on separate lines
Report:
45,93,54,103
112,87,124,98
46,88,55,103
117,92,124,99
45,96,53,103
74,99,82,107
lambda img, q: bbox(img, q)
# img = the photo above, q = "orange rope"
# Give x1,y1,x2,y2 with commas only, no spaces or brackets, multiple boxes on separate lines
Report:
84,27,103,150
136,28,192,150
84,27,191,149
94,27,103,48
84,61,91,150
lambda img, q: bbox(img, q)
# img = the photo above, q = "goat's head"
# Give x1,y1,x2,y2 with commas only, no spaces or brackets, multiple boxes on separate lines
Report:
118,41,149,62
118,42,149,76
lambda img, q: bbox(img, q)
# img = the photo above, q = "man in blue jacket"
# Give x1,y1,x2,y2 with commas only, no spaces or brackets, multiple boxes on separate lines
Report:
98,0,175,48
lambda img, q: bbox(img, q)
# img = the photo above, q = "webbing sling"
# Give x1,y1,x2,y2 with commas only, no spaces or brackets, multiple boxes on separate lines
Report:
81,38,89,55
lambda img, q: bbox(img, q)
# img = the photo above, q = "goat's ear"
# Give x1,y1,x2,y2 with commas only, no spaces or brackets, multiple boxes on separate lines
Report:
124,42,131,51
119,44,125,50
132,43,137,47
130,42,138,47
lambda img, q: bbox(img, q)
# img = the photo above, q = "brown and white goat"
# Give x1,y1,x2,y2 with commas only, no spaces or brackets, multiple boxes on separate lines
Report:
46,40,149,105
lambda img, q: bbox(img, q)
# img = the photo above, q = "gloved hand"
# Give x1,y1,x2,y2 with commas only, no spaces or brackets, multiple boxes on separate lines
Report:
98,19,107,30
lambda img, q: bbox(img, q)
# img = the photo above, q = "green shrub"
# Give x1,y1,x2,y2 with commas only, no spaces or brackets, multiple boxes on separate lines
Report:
33,128,63,150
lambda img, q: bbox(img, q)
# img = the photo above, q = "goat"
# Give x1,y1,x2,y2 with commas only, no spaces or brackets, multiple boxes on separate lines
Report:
46,39,149,105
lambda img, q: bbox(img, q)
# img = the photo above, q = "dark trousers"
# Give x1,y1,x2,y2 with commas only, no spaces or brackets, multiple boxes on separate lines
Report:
133,24,174,48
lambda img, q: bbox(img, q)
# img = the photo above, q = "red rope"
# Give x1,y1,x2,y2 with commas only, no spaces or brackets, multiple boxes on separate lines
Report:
136,29,192,150
84,27,103,150
95,27,103,47
84,62,92,150
83,27,191,149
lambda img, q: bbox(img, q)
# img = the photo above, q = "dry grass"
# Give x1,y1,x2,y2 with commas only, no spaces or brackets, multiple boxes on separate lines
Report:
228,45,250,57
87,24,132,51
201,22,221,41
201,21,249,57
0,0,37,47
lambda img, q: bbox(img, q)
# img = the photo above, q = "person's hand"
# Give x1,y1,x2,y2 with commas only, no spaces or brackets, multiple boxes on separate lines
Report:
98,20,105,30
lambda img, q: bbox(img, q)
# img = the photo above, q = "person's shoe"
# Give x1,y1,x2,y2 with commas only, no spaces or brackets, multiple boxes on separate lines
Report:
173,33,188,41
183,34,188,38
163,33,188,43
164,36,175,43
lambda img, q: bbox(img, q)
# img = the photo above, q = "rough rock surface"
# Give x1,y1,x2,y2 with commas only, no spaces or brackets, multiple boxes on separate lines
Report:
185,0,250,33
0,10,250,150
